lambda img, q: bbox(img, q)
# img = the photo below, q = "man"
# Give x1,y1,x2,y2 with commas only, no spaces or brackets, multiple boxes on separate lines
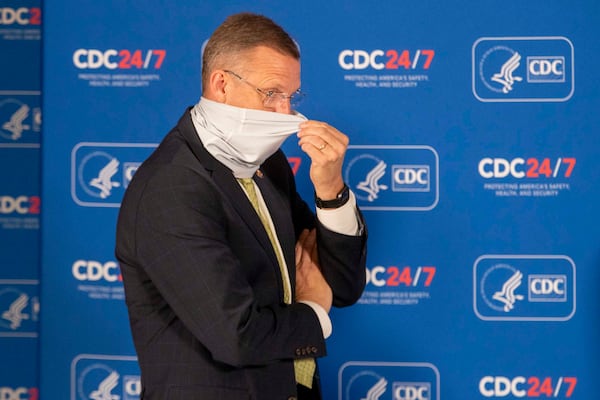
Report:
116,12,367,400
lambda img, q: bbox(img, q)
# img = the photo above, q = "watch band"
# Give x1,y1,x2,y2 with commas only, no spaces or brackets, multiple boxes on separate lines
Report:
315,184,350,209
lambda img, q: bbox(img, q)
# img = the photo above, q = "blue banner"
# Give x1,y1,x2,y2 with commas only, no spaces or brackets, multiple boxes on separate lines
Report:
36,1,600,399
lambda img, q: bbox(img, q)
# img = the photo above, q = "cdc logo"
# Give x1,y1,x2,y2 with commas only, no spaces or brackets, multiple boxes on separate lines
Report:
391,165,430,191
72,260,121,283
472,37,574,102
71,142,156,207
473,255,575,321
0,196,40,215
71,355,140,400
0,280,39,337
72,49,166,70
0,387,38,400
344,146,438,211
0,98,41,143
0,7,41,25
338,49,435,71
527,56,565,82
339,362,439,400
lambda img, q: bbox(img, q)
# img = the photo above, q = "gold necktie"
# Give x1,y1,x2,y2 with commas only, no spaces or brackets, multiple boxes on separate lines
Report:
238,178,316,388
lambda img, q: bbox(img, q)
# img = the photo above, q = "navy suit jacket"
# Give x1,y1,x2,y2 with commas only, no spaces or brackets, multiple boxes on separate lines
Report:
115,109,367,399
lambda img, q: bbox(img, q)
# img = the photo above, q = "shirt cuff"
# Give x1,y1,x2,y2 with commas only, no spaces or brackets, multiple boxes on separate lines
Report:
316,190,361,236
299,300,332,339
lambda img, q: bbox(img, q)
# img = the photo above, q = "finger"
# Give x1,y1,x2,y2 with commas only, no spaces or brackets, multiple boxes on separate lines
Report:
300,228,312,246
298,142,343,169
295,241,302,266
310,245,319,271
297,131,344,153
298,121,349,147
303,229,318,266
297,134,331,152
295,229,309,266
305,229,317,252
297,132,347,164
295,229,308,266
316,142,328,151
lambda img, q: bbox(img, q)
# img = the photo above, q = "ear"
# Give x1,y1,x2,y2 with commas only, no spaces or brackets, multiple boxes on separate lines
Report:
207,70,228,102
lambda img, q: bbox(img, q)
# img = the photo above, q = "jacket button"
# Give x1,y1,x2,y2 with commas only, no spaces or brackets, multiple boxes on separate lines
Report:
311,346,318,354
295,349,302,356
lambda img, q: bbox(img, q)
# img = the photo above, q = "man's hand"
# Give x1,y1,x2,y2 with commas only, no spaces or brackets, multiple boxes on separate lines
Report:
294,229,332,312
297,121,348,200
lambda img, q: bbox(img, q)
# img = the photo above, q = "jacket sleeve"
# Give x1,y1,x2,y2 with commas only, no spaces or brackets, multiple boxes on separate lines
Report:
262,150,368,308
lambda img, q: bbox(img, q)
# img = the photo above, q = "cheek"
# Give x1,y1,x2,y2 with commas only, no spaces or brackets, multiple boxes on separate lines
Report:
226,92,266,111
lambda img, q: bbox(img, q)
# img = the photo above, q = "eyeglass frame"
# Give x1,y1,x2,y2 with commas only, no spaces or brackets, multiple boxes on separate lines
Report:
223,69,305,108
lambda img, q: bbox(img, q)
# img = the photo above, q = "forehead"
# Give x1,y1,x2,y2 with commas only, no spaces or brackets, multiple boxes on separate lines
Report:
240,46,300,90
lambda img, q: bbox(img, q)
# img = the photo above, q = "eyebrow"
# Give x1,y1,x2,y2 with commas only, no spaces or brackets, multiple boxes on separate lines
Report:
256,77,300,94
267,84,301,95
260,82,291,93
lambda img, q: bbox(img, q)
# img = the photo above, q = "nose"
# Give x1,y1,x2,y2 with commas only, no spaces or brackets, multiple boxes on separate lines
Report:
274,98,292,114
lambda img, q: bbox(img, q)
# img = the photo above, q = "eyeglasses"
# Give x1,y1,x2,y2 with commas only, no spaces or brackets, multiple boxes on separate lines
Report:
224,70,305,108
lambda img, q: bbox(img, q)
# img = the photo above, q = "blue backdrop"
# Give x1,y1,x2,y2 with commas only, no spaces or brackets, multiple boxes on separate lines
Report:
0,1,41,399
2,1,597,399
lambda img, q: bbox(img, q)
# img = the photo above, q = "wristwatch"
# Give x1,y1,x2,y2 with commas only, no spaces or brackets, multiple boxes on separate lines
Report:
315,184,350,209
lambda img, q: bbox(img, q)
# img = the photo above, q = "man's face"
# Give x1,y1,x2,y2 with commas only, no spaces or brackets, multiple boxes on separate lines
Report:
223,46,300,115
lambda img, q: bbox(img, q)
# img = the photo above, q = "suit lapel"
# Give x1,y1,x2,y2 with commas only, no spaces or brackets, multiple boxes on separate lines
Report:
213,167,277,261
254,171,296,285
176,108,291,294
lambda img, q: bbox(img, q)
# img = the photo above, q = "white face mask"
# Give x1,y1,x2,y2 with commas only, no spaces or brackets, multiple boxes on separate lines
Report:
191,97,307,178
